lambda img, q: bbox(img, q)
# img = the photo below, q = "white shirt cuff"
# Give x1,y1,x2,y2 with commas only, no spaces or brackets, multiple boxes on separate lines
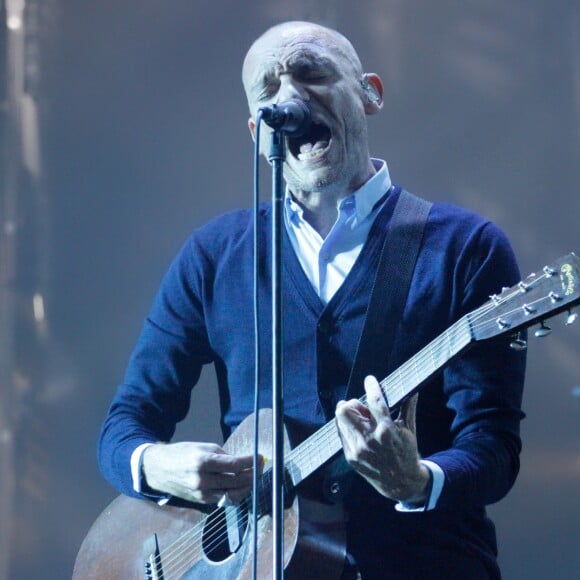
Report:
130,443,171,505
394,459,445,512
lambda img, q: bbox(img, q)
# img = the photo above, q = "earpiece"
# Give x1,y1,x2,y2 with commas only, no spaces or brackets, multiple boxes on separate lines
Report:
360,75,380,104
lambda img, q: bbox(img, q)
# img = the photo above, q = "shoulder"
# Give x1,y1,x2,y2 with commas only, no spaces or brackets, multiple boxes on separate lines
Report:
195,204,269,244
420,198,514,260
178,204,272,262
426,200,520,306
151,204,272,312
397,190,521,297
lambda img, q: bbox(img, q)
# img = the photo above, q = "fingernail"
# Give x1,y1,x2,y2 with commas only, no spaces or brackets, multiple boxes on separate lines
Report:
364,376,379,392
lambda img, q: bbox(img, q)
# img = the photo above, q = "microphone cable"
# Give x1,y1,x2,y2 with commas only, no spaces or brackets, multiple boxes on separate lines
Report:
251,108,264,580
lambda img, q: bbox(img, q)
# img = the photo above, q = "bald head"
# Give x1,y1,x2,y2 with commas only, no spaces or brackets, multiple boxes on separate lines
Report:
240,20,383,203
242,21,364,104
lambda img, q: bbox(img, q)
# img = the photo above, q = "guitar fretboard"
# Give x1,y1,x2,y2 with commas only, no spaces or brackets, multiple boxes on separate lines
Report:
284,314,475,487
381,315,473,408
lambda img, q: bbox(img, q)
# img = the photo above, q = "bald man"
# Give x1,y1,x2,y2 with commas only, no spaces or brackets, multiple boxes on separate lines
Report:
99,21,525,578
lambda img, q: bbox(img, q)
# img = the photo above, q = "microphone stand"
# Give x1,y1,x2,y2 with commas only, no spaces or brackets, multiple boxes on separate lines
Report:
257,99,309,578
268,126,285,580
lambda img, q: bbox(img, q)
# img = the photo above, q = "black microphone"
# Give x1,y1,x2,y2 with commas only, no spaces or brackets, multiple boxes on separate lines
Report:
259,99,311,137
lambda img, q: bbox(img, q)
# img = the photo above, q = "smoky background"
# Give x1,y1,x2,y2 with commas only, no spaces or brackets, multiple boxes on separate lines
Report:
0,1,578,578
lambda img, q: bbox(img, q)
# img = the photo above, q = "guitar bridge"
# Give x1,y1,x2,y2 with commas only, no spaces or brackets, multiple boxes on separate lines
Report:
144,533,164,579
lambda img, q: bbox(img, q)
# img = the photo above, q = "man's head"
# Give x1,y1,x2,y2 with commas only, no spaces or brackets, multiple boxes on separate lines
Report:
242,21,383,198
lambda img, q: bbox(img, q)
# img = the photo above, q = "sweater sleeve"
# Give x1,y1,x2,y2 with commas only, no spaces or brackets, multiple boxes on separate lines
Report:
97,236,214,499
424,220,526,509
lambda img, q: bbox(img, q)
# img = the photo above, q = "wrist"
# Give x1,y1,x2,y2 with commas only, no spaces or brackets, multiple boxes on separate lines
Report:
399,463,432,505
141,443,166,492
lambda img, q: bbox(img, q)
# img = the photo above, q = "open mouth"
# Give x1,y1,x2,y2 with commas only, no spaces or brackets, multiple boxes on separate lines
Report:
288,121,332,161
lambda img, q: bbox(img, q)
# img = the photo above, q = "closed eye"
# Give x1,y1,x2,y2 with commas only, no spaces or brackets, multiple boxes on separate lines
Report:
256,79,280,102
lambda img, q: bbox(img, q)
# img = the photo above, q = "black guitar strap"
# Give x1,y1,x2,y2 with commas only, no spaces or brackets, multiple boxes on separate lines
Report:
323,189,432,504
346,189,433,399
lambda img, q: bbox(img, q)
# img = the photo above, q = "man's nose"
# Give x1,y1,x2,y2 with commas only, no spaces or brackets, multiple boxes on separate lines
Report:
277,76,309,103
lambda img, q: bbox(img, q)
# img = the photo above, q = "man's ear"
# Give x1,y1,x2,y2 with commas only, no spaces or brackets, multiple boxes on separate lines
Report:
248,117,256,142
361,73,384,115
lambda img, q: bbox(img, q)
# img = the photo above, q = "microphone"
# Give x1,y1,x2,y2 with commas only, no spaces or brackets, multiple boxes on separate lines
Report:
259,99,311,137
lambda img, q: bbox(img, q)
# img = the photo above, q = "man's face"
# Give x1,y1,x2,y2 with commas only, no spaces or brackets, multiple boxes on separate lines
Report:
243,24,379,196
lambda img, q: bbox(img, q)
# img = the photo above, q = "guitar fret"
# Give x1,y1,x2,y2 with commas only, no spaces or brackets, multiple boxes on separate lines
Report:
286,422,341,487
429,346,437,374
412,356,420,388
384,316,473,407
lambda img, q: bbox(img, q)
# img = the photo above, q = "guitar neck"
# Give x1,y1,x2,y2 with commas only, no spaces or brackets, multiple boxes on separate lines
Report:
381,315,473,408
285,315,474,487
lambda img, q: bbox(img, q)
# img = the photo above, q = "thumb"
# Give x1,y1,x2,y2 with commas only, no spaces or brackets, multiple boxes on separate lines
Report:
398,393,419,433
364,375,393,424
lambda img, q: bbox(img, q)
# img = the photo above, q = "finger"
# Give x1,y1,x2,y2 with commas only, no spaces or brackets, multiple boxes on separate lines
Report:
197,488,229,505
195,442,228,454
226,484,253,504
364,375,393,424
198,466,255,491
335,399,374,433
335,401,374,461
201,453,255,475
398,393,419,433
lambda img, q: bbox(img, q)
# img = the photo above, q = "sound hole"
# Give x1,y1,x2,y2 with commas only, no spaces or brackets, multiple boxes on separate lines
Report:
202,505,249,563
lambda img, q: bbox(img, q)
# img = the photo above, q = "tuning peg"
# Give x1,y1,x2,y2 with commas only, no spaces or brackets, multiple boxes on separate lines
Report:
534,322,552,338
509,334,528,351
565,310,578,326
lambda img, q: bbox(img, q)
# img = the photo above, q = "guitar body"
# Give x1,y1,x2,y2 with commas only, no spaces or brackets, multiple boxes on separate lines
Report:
73,410,347,579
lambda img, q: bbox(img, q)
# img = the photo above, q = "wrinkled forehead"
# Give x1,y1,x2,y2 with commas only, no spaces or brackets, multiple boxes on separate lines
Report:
242,23,362,88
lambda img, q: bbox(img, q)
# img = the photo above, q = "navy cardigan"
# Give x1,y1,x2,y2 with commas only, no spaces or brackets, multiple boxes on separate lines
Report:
98,187,525,578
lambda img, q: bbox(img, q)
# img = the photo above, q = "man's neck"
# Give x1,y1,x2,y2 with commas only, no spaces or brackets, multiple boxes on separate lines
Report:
294,194,340,239
290,160,377,239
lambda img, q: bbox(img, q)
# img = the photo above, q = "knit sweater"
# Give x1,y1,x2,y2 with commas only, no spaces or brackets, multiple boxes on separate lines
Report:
98,187,525,578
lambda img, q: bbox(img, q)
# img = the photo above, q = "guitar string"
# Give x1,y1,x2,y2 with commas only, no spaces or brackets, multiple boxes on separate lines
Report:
150,423,344,576
150,419,343,575
380,288,558,404
147,422,334,576
149,273,556,575
154,327,512,575
158,481,293,579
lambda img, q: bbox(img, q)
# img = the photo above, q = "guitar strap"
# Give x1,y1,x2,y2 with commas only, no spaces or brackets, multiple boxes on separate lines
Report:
323,188,433,503
346,189,433,398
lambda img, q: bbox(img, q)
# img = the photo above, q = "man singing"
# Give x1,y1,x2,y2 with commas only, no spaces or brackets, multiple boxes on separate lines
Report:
98,21,526,578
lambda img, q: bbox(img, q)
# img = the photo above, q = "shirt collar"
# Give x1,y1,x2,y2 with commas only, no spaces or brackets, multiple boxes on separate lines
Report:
285,158,391,223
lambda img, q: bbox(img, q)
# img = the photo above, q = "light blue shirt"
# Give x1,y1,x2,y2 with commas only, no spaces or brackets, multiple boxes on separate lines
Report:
284,159,391,304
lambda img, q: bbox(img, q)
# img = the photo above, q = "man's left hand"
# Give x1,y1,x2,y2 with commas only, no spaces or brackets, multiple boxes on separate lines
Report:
335,375,430,505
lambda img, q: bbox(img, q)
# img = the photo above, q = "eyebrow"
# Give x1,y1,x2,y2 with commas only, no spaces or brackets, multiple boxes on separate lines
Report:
287,53,335,70
249,53,337,94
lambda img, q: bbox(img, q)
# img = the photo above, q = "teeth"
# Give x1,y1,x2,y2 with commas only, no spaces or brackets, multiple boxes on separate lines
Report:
298,148,324,161
297,140,329,160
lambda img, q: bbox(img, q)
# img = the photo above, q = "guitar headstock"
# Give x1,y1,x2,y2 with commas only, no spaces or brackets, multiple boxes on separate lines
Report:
470,252,580,343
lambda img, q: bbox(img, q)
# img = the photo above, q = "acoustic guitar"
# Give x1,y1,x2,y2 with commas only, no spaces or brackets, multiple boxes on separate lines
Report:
73,253,580,579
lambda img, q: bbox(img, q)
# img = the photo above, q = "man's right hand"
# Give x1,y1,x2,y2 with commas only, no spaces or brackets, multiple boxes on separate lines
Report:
142,442,256,505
